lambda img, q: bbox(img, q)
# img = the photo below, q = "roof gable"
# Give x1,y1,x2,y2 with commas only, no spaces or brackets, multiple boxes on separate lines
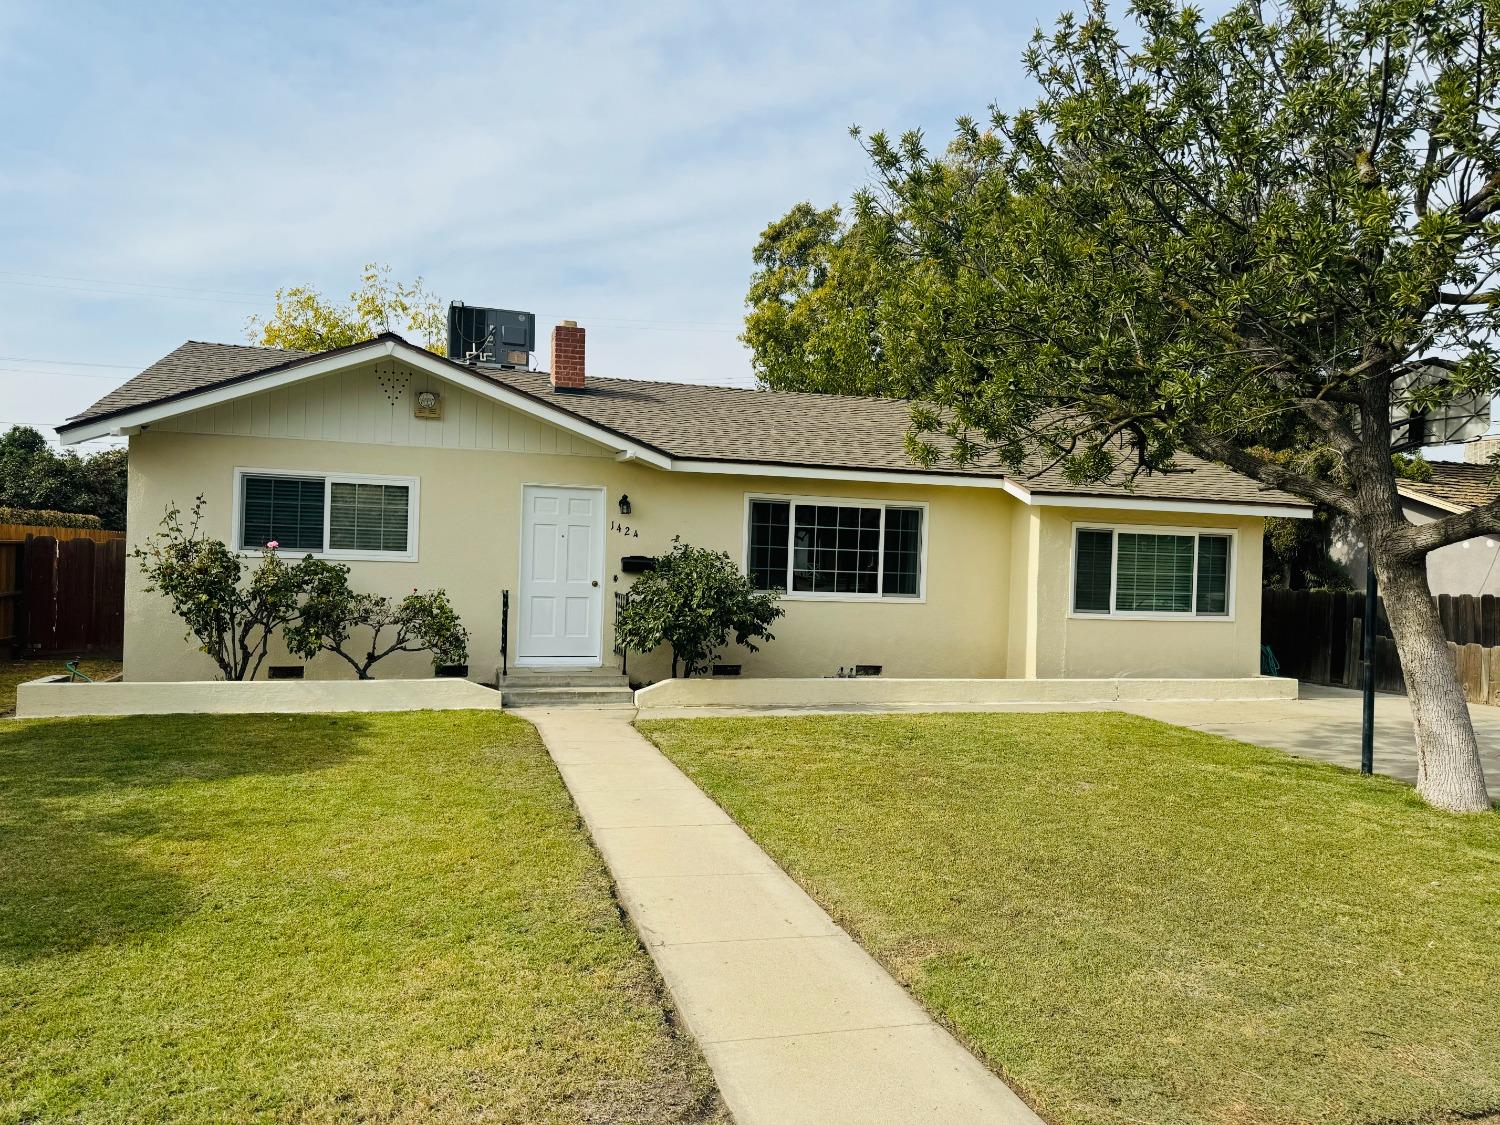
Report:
149,356,615,458
60,334,674,468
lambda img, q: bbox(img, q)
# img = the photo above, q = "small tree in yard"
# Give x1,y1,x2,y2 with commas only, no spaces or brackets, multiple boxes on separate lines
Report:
615,540,784,677
134,498,305,681
283,560,469,678
745,0,1500,812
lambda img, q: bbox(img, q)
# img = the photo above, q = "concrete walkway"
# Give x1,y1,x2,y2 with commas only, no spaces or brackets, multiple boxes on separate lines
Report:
523,707,1042,1125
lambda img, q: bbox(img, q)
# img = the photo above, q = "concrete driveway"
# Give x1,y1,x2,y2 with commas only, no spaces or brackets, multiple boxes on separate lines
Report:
1119,684,1500,789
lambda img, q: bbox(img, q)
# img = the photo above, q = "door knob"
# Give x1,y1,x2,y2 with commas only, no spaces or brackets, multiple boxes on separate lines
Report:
591,580,599,587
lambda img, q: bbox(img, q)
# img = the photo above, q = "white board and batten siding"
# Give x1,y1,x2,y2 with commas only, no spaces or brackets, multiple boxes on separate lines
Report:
152,360,610,457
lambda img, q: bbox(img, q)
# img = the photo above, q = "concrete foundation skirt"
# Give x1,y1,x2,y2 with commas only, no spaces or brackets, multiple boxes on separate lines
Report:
633,676,1299,711
13,676,503,719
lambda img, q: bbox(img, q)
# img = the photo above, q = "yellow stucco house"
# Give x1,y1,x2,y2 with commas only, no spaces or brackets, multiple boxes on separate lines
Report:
58,322,1310,687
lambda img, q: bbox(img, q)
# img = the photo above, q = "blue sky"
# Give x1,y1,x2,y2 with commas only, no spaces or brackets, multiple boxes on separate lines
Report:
0,0,1061,447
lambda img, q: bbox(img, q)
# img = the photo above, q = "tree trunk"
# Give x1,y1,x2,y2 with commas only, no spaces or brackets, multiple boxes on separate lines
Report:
1373,554,1492,812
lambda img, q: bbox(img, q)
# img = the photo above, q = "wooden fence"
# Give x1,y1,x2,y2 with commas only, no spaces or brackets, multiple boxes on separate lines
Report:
1262,588,1500,705
0,541,19,649
1,534,126,658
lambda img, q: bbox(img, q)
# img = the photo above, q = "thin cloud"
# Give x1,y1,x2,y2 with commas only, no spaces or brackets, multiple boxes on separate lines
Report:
0,0,1034,431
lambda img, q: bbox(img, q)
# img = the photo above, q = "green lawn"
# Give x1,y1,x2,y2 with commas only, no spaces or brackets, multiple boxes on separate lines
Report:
1,710,722,1124
640,712,1500,1125
0,656,120,715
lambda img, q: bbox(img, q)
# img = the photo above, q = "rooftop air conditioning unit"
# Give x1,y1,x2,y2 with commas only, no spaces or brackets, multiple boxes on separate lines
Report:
447,302,536,368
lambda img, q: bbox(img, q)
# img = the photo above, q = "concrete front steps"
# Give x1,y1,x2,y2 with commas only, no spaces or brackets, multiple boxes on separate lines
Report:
498,669,634,709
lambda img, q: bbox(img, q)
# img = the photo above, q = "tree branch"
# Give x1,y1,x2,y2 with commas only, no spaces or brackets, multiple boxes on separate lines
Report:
1179,422,1354,513
1390,495,1500,558
1435,288,1500,305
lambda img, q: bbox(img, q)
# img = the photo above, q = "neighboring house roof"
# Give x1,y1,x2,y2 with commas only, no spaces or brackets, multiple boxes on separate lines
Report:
58,334,1311,513
1397,462,1500,514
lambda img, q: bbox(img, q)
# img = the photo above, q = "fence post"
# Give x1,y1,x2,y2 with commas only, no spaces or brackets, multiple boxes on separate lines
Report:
1361,559,1376,775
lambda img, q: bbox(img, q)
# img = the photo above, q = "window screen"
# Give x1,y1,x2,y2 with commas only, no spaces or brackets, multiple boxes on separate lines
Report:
329,482,410,553
793,504,881,594
1115,532,1196,612
882,507,923,597
748,499,790,590
1072,529,1113,613
241,475,324,551
1195,534,1231,615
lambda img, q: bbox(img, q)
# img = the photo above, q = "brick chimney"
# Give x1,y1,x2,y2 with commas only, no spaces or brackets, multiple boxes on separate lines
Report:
550,321,585,392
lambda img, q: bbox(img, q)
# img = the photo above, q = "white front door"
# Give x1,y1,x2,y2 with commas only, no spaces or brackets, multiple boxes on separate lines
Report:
518,485,604,663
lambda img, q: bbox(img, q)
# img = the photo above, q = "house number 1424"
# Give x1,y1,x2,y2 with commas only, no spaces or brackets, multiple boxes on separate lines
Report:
610,521,639,537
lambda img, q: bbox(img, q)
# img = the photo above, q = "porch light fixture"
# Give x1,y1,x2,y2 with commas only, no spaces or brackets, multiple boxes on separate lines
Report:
618,494,632,516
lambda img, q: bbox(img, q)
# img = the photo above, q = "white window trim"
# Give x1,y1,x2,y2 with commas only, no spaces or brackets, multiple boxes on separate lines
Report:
742,493,929,603
232,467,420,563
1067,521,1236,622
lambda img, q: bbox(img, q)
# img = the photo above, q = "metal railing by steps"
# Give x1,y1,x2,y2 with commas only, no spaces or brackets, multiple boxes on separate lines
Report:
495,587,636,707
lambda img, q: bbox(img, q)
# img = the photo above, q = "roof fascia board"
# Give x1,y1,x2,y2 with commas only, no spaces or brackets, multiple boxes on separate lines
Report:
58,340,672,467
1395,485,1468,515
1028,492,1312,518
665,458,1013,490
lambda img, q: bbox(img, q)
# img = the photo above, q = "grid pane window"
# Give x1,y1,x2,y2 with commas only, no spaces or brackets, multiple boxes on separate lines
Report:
882,507,923,597
748,500,791,590
241,475,324,551
794,504,880,593
1116,533,1195,612
329,482,410,553
749,499,921,597
1195,534,1231,615
1072,529,1113,613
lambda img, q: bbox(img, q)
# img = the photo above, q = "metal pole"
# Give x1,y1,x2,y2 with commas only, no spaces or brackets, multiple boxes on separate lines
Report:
1361,556,1376,775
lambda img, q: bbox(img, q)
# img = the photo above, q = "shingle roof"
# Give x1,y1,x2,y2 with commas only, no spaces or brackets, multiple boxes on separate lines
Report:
1398,463,1500,511
68,340,311,423
62,336,1309,509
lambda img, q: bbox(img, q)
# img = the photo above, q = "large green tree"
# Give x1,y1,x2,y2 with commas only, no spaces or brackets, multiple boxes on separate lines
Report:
745,0,1500,812
246,263,445,353
0,426,127,529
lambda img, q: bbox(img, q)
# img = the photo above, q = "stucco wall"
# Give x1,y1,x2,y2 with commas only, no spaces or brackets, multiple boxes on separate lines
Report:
1023,505,1265,678
123,425,1015,683
1332,502,1500,596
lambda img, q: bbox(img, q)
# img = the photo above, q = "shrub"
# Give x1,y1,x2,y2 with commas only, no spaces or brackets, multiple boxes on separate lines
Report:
136,498,469,681
283,560,468,678
133,498,306,681
615,539,783,677
0,507,104,529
